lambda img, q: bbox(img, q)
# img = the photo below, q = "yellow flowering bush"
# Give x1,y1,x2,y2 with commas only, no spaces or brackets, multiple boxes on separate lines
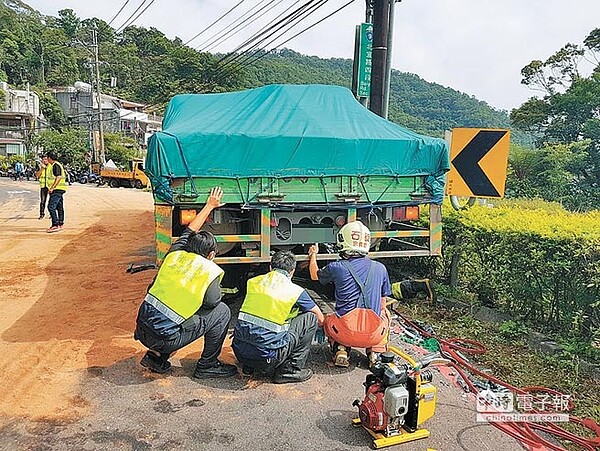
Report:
441,198,600,340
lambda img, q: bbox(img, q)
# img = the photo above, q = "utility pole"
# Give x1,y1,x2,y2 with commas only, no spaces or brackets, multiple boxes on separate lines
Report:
369,0,390,117
382,0,399,119
92,26,105,165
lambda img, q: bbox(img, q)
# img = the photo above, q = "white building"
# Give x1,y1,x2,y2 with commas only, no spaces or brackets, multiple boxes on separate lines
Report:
0,82,41,156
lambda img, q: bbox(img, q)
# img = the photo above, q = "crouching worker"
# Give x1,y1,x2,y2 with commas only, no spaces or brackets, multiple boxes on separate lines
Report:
391,279,436,302
309,221,391,368
232,251,325,384
134,187,237,379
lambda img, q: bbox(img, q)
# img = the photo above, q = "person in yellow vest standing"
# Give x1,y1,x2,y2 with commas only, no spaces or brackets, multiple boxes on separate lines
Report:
232,251,325,384
36,155,49,220
134,187,238,379
45,152,67,233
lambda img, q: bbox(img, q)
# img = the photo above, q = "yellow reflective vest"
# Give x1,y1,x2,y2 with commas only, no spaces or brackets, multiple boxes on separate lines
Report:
38,165,48,188
147,250,224,324
239,270,304,332
46,162,67,191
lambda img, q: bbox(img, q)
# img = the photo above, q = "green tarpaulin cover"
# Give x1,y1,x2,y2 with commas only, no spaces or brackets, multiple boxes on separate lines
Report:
146,84,449,203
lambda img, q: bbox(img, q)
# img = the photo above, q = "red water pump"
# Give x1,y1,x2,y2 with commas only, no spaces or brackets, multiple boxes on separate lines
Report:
353,352,412,434
352,350,438,448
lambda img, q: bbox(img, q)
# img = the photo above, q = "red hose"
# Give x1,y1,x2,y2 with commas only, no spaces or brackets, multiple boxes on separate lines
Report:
394,310,600,451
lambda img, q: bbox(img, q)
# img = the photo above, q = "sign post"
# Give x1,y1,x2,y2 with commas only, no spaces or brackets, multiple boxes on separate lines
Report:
353,23,373,99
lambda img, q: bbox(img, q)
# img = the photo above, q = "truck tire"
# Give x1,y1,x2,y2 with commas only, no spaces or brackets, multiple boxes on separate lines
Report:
109,178,120,188
134,180,144,189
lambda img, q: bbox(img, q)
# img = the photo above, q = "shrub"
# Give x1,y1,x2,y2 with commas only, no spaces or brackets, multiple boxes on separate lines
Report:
441,199,600,342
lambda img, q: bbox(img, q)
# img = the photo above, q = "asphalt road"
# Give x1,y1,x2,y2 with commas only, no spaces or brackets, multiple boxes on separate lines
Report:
0,178,524,451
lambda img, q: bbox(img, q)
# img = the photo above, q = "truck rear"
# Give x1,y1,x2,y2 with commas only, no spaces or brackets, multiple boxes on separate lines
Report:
146,84,449,266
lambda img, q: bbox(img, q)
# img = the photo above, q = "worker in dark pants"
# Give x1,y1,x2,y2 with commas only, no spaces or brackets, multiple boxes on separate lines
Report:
36,155,49,220
45,152,67,233
232,251,325,384
134,187,238,379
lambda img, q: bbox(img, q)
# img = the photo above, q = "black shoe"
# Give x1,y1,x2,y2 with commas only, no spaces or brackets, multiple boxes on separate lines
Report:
38,214,45,220
272,368,313,384
242,365,255,375
193,361,238,379
140,351,171,374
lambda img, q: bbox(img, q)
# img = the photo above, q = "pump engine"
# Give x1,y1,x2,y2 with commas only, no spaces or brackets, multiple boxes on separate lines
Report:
352,351,437,445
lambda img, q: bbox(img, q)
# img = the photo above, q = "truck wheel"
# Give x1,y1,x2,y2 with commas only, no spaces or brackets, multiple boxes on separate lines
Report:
109,178,120,188
134,180,144,189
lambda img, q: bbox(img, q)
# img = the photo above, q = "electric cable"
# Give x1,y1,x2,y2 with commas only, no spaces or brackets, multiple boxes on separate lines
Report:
184,0,246,46
218,0,326,79
226,0,329,70
219,0,354,79
217,0,321,66
107,0,132,26
114,0,148,32
199,0,284,53
116,0,157,32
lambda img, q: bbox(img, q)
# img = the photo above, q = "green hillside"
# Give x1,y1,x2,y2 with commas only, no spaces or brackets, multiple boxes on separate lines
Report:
0,1,520,141
241,49,516,139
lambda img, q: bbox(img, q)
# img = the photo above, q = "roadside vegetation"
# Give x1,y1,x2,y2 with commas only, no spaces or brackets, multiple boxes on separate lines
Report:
398,301,600,425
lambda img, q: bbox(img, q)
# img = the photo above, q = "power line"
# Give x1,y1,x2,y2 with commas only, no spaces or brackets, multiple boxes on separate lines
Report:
120,0,157,31
107,0,132,26
220,0,328,70
116,0,157,32
231,0,330,69
221,0,355,78
198,0,279,53
184,0,246,46
218,0,322,67
115,0,148,32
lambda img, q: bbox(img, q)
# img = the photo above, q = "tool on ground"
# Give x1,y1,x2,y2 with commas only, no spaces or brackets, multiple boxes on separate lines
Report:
352,348,448,449
393,308,600,451
126,263,157,274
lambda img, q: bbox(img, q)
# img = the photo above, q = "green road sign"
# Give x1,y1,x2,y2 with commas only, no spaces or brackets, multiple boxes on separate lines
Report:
357,23,373,98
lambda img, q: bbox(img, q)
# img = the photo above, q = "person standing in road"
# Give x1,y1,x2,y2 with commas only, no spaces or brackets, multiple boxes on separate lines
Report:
232,251,325,384
36,156,49,220
308,221,392,368
45,152,67,233
14,161,24,181
134,187,238,379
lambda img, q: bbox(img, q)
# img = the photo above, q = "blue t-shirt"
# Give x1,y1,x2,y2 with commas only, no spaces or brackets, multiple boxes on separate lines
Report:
317,257,391,316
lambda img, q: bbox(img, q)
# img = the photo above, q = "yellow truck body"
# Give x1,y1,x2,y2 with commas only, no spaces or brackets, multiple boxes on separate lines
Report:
101,159,149,189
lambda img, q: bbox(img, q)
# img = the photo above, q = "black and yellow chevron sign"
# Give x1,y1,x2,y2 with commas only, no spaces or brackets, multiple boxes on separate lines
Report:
446,128,511,198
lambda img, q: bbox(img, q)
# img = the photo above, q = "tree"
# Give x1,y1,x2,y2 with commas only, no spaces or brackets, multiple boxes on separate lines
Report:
104,133,141,167
510,28,600,210
34,128,89,166
36,90,67,128
57,9,80,39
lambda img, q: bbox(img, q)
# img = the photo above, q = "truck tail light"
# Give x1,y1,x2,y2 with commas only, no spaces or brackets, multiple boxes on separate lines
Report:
335,215,346,227
180,209,196,225
392,206,420,221
406,206,419,221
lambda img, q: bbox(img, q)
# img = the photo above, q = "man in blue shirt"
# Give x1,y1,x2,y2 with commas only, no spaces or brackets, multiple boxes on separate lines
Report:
233,251,324,384
309,221,391,367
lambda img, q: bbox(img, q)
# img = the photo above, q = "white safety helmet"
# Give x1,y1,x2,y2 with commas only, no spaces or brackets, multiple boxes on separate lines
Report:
337,221,371,255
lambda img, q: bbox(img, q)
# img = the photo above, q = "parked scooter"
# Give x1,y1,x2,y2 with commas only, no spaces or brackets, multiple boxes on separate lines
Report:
78,171,101,185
